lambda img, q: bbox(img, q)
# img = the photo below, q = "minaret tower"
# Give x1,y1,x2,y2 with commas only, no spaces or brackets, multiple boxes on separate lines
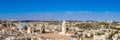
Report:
62,20,67,35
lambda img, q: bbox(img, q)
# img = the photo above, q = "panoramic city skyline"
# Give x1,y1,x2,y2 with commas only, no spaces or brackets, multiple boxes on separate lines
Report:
0,0,120,21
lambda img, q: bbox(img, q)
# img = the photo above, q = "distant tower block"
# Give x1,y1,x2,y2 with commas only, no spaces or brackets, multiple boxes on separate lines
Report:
62,20,67,35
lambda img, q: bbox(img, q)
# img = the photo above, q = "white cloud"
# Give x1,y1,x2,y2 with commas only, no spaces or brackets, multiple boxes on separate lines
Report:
65,11,93,15
105,11,109,13
77,11,93,13
66,11,73,14
43,13,53,16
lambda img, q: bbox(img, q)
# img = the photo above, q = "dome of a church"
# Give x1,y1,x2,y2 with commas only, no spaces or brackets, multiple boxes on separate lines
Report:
17,24,27,30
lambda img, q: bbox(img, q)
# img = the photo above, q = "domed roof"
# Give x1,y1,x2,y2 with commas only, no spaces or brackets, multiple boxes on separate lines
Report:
17,24,27,30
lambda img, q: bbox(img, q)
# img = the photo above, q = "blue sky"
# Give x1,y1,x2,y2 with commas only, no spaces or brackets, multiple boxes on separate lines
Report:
0,0,120,21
